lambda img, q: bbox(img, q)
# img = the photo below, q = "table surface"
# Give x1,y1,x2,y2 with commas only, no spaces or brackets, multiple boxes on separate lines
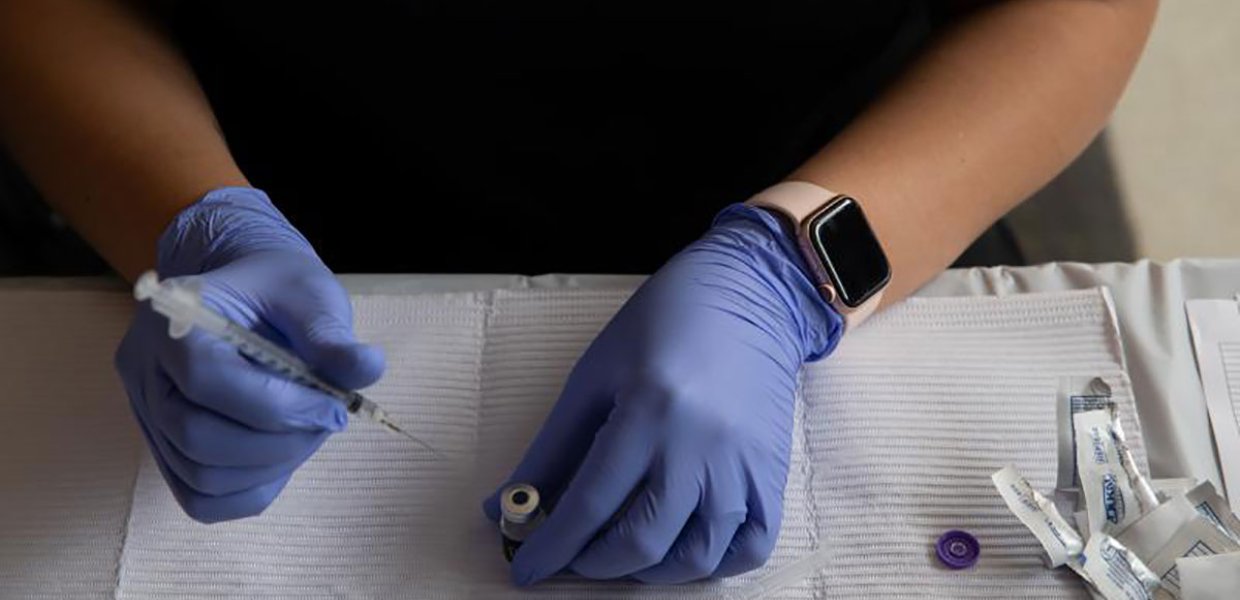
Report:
918,259,1236,490
3,258,1233,489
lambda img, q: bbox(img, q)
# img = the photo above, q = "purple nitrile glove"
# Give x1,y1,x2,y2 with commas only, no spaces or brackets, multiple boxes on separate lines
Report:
484,203,843,585
115,187,385,523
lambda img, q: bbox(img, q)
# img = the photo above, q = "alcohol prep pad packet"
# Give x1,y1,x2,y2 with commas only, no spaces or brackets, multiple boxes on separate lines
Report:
1183,481,1240,544
1078,534,1160,600
1075,408,1159,535
993,465,1085,568
1117,495,1203,565
1059,377,1116,496
1145,516,1240,599
1176,553,1240,600
1152,479,1199,503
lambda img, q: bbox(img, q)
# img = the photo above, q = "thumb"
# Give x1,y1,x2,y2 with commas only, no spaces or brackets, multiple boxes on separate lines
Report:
302,332,386,391
270,293,386,390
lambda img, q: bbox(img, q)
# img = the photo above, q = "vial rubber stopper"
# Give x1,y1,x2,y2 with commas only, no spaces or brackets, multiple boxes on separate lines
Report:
936,530,980,569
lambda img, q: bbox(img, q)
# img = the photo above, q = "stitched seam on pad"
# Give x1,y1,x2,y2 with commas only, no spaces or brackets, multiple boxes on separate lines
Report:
111,441,144,599
465,289,493,599
793,368,826,598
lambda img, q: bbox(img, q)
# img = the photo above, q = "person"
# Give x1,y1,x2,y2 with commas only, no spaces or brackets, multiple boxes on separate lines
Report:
0,0,1156,587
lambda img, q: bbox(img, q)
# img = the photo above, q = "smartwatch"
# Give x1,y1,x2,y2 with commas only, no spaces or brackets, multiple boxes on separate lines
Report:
746,181,891,330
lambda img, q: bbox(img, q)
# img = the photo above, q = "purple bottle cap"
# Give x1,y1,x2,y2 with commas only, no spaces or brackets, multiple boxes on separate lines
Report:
936,530,980,569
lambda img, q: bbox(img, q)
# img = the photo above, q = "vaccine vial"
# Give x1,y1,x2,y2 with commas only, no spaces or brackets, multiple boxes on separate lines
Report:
500,483,546,562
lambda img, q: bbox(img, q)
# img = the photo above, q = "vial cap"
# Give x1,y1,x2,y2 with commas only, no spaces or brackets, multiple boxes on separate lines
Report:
501,483,541,524
936,530,980,569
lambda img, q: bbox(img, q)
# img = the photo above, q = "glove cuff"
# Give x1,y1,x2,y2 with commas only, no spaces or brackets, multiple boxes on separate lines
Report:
157,187,318,277
711,203,845,362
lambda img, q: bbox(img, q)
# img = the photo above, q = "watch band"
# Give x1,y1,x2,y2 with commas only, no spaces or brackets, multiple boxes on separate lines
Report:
746,181,885,331
749,181,839,222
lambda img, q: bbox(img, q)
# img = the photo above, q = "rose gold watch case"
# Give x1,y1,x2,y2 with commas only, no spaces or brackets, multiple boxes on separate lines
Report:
793,196,886,329
747,182,889,331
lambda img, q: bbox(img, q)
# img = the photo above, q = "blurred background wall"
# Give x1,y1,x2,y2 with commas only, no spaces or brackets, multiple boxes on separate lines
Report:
1009,1,1239,264
1108,0,1239,261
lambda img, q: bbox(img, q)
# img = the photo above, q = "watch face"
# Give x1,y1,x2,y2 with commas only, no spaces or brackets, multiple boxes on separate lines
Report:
807,197,891,308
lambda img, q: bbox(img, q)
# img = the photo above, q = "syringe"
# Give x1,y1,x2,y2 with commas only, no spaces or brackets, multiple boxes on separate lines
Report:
134,271,439,457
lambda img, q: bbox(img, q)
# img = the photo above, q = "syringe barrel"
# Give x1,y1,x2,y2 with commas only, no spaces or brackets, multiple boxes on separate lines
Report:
222,321,310,378
221,322,355,406
136,272,231,339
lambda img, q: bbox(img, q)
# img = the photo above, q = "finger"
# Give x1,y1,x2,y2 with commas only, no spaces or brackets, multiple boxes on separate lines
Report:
148,386,332,468
307,340,385,390
126,369,293,523
150,423,320,497
166,465,294,524
158,327,347,433
631,510,746,584
713,496,783,578
146,386,328,496
482,372,616,523
629,465,748,584
569,465,698,579
508,406,654,586
264,278,385,389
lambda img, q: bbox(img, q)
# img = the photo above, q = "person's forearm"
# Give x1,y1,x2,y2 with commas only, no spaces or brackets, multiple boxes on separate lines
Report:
791,0,1157,306
0,0,247,280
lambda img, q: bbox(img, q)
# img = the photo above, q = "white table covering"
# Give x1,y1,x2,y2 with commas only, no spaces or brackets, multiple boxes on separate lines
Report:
3,259,1226,489
0,258,1234,599
333,258,1240,490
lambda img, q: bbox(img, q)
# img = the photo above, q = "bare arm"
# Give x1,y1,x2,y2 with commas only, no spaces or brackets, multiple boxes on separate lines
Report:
789,0,1158,306
0,0,247,280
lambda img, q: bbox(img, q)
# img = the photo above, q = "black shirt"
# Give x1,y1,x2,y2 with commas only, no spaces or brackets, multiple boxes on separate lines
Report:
168,2,931,274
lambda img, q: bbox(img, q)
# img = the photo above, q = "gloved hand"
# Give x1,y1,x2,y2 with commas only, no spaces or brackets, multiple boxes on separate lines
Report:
484,204,844,585
115,187,385,523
